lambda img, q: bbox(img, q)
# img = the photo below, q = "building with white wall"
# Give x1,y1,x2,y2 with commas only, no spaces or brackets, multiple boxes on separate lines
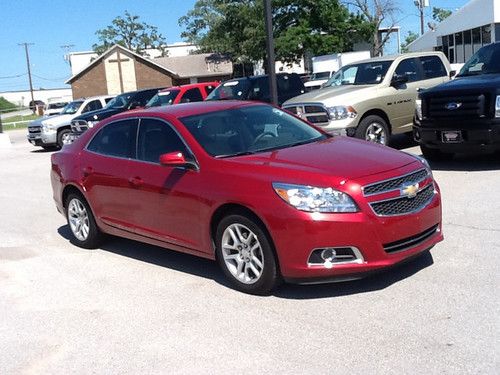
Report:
0,88,72,107
408,0,500,64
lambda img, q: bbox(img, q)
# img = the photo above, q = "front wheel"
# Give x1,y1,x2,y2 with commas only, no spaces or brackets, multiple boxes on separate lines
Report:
420,145,454,162
65,193,103,249
355,115,390,145
57,129,71,148
216,214,280,295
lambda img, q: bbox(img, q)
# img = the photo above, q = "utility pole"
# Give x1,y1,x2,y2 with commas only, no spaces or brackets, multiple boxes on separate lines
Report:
414,0,426,36
264,0,278,106
19,43,35,112
61,44,75,65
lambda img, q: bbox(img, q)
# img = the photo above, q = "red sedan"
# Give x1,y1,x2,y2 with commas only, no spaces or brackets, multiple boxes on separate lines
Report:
51,101,443,294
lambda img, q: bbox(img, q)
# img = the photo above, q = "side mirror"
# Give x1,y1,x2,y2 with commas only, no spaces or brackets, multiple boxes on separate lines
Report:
159,152,197,170
128,101,142,110
391,74,409,87
449,70,457,78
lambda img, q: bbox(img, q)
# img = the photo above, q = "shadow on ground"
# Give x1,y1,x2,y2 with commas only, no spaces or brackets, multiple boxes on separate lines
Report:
58,225,434,299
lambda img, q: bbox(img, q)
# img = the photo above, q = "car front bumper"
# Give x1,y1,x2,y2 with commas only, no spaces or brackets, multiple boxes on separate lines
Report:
260,170,443,281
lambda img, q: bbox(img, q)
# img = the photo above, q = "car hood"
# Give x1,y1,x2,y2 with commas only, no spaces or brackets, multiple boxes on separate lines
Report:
40,114,75,126
73,108,123,122
425,74,500,94
224,136,417,184
283,85,376,106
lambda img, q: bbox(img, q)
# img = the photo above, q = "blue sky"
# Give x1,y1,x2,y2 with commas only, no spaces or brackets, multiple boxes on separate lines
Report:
0,0,468,92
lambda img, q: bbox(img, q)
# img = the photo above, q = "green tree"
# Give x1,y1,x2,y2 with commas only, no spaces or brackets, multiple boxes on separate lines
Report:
179,0,373,69
432,7,452,23
400,31,419,53
93,11,168,56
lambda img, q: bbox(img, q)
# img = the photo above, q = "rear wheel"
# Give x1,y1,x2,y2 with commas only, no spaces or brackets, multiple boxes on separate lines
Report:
355,115,390,145
216,214,280,295
420,145,454,162
65,193,103,249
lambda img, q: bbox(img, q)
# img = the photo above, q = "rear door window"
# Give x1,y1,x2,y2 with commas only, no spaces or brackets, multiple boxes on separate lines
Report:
82,100,103,113
87,119,138,159
419,55,447,79
180,88,204,103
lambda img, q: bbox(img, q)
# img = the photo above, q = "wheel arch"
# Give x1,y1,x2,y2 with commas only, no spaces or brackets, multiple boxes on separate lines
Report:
62,184,86,210
210,203,280,268
357,109,392,134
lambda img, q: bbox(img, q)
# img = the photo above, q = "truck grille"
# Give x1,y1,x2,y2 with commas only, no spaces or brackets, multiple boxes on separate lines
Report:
370,184,435,216
28,126,41,134
383,225,439,254
425,94,488,119
283,103,330,126
363,169,429,196
71,120,89,133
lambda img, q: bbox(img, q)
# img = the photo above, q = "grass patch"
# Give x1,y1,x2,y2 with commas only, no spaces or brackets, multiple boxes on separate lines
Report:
1,114,40,131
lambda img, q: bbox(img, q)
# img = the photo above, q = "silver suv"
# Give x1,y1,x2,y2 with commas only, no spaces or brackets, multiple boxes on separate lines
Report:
27,95,114,149
283,52,451,145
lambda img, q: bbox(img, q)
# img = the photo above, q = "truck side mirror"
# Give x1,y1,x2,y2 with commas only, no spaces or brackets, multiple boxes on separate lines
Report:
391,74,409,87
449,70,457,78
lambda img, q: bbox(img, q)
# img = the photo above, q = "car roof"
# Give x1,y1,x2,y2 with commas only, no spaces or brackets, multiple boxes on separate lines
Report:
126,100,263,119
353,51,446,65
158,82,219,93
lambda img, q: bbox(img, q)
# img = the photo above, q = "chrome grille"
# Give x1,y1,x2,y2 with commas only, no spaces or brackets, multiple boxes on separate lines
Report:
363,169,429,196
426,94,488,119
71,120,89,133
383,225,439,254
370,184,435,216
283,103,330,126
28,126,41,134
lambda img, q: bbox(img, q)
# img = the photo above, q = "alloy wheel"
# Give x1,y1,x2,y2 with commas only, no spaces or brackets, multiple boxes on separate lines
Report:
68,198,90,241
365,123,387,144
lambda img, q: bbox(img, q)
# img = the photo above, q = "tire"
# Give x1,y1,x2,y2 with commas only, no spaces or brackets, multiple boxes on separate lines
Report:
420,145,454,162
57,129,71,148
65,193,103,249
355,115,390,146
216,213,280,295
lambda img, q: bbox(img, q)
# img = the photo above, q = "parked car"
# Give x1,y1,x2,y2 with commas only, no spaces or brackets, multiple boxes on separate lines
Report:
414,42,500,160
69,88,162,140
283,52,452,145
206,73,305,106
51,101,443,295
146,82,219,107
44,96,73,116
28,100,45,111
27,95,114,149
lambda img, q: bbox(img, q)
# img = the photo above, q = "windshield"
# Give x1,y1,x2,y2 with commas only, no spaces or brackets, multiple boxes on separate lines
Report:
206,79,251,101
146,90,180,107
47,102,68,110
323,61,392,87
457,43,500,77
180,104,327,158
310,71,331,81
105,93,133,109
61,100,83,115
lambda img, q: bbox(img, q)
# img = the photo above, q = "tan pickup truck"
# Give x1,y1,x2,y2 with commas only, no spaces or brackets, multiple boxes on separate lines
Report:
283,52,452,145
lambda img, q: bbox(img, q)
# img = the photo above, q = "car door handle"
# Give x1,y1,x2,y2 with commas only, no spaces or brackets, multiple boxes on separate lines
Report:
128,177,143,187
82,167,93,176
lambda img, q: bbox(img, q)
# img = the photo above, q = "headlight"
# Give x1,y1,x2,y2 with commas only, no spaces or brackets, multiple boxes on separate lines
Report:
327,106,357,121
415,98,423,120
495,95,500,118
272,183,358,213
41,122,55,132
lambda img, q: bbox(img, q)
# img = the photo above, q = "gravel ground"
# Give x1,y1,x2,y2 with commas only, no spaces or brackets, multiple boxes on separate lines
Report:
1,129,499,374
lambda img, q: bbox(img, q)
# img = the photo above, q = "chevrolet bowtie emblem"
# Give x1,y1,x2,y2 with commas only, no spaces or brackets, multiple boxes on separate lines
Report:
400,182,419,198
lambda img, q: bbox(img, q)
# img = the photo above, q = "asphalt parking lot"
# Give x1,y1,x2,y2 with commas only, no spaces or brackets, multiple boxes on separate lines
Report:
1,129,499,374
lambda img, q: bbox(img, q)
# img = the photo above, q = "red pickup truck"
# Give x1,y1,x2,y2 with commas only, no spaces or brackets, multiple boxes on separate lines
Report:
146,82,220,107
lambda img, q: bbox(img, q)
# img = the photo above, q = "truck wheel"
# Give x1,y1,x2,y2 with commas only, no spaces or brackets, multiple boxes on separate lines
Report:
57,129,71,148
356,115,390,145
420,145,454,162
216,213,280,295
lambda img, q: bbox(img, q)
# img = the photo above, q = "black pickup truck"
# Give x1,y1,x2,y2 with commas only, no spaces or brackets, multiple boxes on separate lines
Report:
414,42,500,160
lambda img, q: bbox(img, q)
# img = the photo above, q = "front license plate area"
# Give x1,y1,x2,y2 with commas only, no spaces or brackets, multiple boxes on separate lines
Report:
441,130,462,143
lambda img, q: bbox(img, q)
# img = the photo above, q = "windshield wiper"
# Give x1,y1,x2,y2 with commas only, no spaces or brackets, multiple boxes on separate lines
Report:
216,151,257,158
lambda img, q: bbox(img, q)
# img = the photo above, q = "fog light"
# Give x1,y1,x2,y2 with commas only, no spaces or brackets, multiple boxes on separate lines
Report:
321,248,337,261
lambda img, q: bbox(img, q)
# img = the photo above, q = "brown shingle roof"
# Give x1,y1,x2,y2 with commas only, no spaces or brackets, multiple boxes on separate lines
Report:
153,53,233,78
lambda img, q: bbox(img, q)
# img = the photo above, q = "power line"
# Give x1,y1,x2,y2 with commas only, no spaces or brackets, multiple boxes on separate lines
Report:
0,73,27,79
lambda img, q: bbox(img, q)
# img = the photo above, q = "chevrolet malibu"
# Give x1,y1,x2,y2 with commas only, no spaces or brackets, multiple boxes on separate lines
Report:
51,101,443,294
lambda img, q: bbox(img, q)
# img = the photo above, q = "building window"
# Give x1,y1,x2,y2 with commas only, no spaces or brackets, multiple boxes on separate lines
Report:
464,29,473,61
482,25,491,45
472,27,481,53
496,23,500,42
455,32,464,63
